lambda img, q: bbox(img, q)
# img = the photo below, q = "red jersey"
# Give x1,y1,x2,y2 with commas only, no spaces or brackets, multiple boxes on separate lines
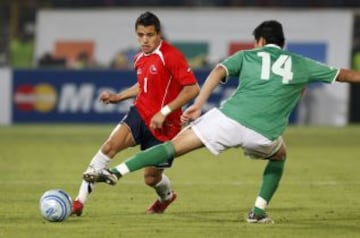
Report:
133,40,197,141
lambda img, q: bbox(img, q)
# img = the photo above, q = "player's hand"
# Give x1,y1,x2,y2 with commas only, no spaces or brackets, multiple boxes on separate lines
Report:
150,112,166,130
181,104,201,124
99,91,113,104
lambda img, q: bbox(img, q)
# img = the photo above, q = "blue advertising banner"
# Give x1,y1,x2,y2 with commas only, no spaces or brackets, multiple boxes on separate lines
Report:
12,43,326,123
13,70,136,123
12,69,238,123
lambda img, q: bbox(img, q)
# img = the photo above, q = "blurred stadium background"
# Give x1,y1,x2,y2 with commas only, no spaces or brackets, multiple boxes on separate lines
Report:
1,0,360,126
2,2,360,237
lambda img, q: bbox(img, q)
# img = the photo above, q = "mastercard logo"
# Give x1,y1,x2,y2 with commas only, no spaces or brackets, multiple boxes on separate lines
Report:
14,83,57,113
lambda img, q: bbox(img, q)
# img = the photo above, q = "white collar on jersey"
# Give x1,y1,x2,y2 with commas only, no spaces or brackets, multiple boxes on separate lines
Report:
264,44,281,49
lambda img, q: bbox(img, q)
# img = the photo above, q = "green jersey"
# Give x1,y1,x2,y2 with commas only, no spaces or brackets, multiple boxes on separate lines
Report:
220,44,339,140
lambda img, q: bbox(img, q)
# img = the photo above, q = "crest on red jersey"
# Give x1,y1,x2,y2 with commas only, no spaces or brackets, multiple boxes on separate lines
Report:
150,65,158,74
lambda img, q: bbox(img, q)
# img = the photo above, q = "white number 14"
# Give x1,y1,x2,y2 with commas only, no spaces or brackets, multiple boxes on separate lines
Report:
257,52,293,84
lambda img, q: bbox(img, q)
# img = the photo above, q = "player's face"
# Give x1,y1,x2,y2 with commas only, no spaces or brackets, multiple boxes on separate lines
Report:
136,25,161,54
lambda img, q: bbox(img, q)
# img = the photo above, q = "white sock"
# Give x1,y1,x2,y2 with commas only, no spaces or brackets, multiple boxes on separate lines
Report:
76,150,111,204
114,163,130,175
154,174,173,203
254,196,268,210
76,180,95,204
87,150,112,171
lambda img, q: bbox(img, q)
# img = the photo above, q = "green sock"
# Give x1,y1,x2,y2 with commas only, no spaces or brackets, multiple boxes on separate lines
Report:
260,159,285,201
254,158,286,216
113,142,175,176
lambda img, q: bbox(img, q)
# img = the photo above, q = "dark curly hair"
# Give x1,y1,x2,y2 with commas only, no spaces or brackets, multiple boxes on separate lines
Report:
135,11,161,33
253,20,285,48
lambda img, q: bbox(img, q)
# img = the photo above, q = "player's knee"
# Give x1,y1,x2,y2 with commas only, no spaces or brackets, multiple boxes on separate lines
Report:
144,171,162,187
144,175,158,186
271,144,287,160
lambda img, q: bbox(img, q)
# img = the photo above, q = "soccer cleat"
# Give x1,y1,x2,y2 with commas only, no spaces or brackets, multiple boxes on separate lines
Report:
246,211,274,224
83,169,118,185
146,192,177,214
71,200,84,216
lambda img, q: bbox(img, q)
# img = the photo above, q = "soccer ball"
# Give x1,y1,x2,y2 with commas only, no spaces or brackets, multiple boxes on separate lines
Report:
39,189,72,222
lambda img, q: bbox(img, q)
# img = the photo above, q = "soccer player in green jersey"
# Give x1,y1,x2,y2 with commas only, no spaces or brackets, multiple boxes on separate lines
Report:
83,20,360,223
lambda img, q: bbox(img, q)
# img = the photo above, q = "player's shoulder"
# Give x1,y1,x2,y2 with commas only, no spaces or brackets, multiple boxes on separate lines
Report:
133,52,144,63
160,40,183,57
281,48,316,64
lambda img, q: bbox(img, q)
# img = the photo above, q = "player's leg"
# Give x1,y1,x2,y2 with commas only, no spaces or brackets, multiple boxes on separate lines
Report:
144,167,177,214
73,149,111,216
83,108,239,181
83,127,204,182
135,119,177,214
119,127,203,175
73,123,135,215
246,138,287,224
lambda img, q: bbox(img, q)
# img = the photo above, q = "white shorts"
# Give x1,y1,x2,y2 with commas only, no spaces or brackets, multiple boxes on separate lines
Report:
190,108,283,159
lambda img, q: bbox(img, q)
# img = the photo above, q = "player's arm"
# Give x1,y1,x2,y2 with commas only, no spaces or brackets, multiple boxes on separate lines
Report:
194,65,226,107
150,83,199,129
100,83,139,104
165,83,200,113
181,65,227,123
336,69,360,83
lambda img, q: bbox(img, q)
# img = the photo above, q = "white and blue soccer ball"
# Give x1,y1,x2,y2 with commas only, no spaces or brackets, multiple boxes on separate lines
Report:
39,189,72,222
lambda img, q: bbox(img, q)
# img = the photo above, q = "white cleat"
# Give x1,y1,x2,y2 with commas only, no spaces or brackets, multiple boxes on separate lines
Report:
246,211,274,224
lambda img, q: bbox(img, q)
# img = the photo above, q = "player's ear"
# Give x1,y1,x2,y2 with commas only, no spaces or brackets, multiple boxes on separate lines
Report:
259,37,267,47
254,37,266,48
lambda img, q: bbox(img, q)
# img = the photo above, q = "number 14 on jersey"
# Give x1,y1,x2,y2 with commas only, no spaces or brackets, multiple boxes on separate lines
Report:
258,52,293,84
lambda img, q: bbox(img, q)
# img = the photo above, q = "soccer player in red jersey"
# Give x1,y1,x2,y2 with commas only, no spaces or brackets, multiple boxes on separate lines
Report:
72,11,199,216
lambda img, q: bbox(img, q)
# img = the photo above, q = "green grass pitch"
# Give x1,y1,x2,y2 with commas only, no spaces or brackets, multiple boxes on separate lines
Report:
0,124,360,238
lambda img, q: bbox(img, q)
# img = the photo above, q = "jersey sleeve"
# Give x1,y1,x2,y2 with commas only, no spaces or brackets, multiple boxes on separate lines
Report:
221,51,244,77
165,50,197,85
303,57,339,84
